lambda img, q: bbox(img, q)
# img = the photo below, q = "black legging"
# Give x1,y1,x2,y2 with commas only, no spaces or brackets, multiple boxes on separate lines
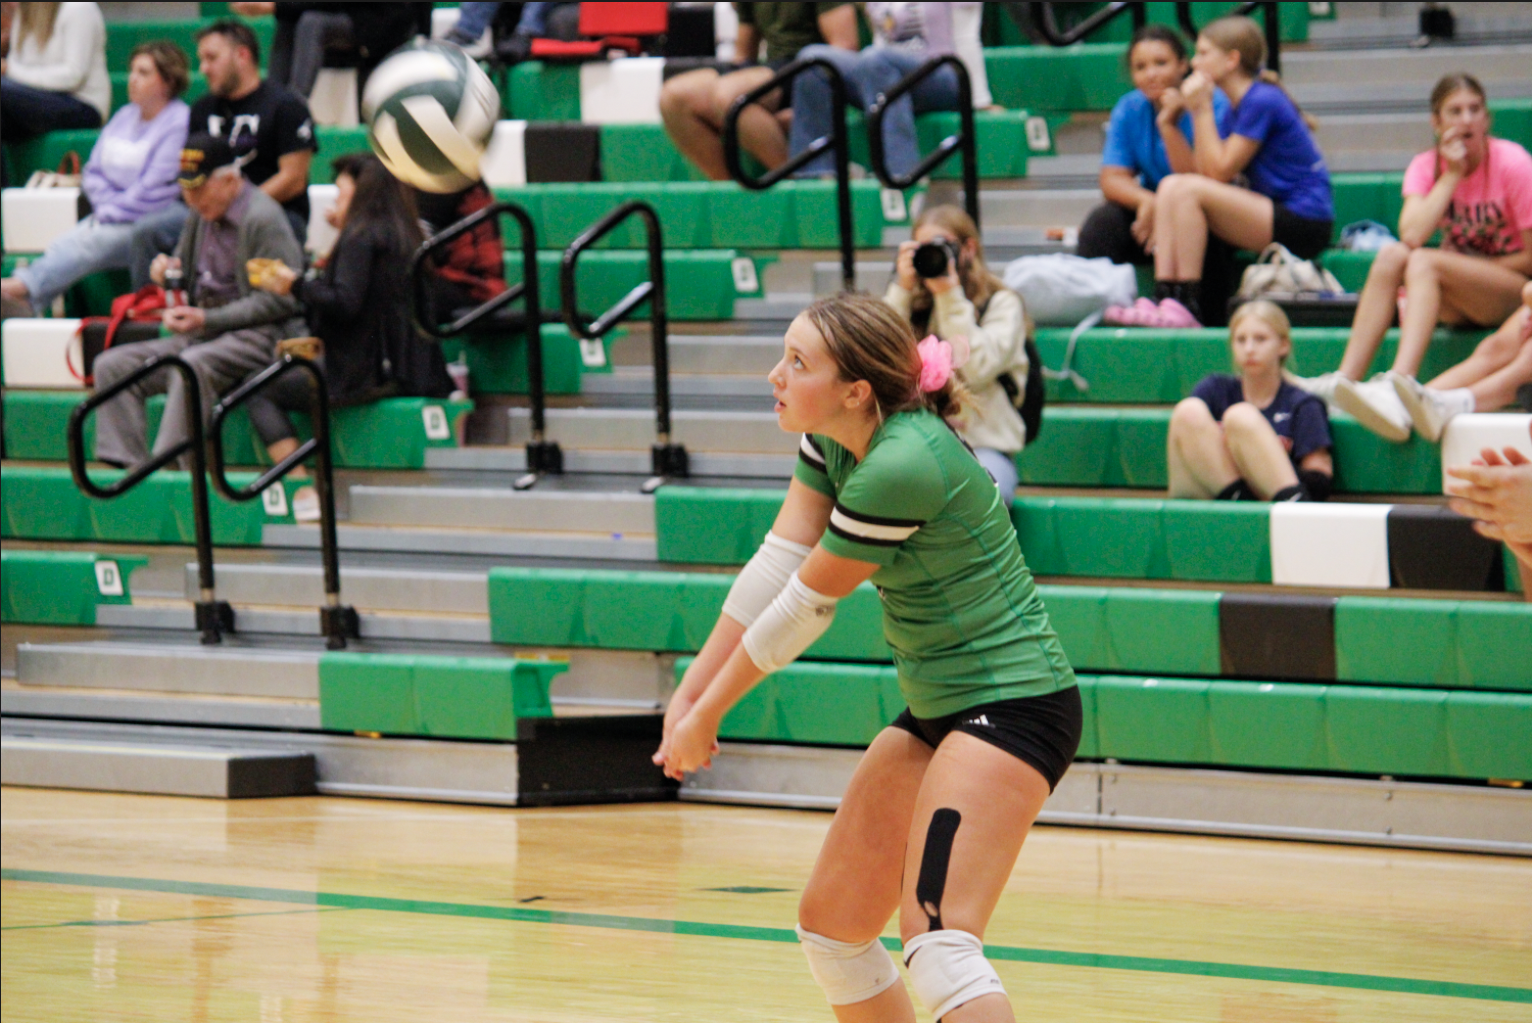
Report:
245,368,318,447
1077,201,1237,326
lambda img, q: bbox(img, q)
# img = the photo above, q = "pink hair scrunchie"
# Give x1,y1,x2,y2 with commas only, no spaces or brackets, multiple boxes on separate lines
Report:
916,335,954,393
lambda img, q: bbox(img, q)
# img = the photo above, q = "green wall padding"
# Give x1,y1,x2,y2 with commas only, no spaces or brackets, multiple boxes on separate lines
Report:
2,392,470,469
984,45,1131,112
1336,598,1532,691
686,662,1528,781
1,465,295,545
319,653,563,740
0,550,146,625
655,487,784,565
501,249,749,320
438,324,614,396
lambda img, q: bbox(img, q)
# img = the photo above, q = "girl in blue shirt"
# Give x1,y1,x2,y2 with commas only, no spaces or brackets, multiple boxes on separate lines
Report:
1150,16,1333,326
1079,26,1229,271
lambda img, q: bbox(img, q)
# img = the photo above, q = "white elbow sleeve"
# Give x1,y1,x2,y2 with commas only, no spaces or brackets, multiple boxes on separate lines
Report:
741,572,839,674
722,531,813,627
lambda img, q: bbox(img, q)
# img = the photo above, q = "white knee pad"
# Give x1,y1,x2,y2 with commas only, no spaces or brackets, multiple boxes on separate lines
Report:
902,929,1005,1019
796,925,902,1006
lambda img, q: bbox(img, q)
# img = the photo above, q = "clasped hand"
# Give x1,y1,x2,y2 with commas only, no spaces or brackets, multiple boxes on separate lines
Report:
652,695,720,780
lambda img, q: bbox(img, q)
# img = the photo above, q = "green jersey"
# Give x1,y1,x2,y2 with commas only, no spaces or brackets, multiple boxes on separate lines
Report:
794,410,1076,718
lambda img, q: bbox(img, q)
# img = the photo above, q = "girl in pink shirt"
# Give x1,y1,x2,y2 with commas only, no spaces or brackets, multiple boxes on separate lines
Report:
1298,74,1532,441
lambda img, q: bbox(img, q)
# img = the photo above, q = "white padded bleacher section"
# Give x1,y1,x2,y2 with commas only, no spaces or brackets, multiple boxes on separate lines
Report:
306,184,340,256
2,318,85,389
2,188,80,253
309,67,360,127
481,120,529,188
1270,503,1393,589
1440,413,1532,492
579,57,665,124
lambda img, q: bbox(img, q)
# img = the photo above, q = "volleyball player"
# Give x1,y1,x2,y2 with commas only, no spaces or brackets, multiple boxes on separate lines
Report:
654,293,1080,1022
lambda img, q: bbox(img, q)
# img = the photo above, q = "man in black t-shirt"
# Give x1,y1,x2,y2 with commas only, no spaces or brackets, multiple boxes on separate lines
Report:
129,19,317,287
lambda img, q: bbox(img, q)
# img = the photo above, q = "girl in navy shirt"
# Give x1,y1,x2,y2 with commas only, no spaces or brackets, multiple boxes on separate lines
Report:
1169,300,1334,502
1148,16,1333,327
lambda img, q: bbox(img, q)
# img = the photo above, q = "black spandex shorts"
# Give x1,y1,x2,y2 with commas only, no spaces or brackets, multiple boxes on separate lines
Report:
1272,204,1333,260
891,686,1083,792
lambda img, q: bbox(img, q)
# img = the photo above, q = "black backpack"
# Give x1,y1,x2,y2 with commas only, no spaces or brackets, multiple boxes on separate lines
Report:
997,335,1046,444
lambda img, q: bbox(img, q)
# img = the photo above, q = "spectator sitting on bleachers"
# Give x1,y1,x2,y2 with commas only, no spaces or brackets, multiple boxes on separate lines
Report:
128,19,316,288
1,41,189,318
229,2,427,100
789,2,992,180
413,178,507,322
1080,25,1232,321
1293,75,1532,442
884,204,1029,505
1447,420,1532,599
1138,15,1332,328
91,134,306,469
242,153,452,493
1391,280,1532,442
660,2,857,182
1,2,109,185
1168,299,1333,502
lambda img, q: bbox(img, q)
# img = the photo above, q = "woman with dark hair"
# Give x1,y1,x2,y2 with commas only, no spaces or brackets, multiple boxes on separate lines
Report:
247,153,452,509
1079,25,1229,279
2,39,190,316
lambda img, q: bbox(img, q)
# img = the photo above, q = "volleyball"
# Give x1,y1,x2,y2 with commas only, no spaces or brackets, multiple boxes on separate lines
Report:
361,39,500,193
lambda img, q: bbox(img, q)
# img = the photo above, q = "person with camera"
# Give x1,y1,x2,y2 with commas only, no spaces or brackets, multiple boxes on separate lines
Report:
884,204,1031,505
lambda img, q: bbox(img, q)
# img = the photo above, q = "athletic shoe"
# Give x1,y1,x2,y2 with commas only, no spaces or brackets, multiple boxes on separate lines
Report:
1333,374,1412,442
1285,370,1343,405
1392,374,1471,443
1154,297,1202,328
292,485,321,524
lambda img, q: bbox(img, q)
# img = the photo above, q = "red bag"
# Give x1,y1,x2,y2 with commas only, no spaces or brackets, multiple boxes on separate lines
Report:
69,285,170,384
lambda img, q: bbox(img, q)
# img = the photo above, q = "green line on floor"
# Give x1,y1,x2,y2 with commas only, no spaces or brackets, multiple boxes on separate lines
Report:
4,868,1527,1004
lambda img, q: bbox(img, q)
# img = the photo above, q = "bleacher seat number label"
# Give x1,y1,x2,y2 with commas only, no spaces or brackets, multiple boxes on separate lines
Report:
94,561,124,597
580,339,608,369
730,257,760,294
880,189,908,222
262,485,290,517
422,405,452,441
1025,116,1052,153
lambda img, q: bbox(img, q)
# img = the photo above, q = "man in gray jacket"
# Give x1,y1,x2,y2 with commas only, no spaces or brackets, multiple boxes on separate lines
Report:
93,133,307,467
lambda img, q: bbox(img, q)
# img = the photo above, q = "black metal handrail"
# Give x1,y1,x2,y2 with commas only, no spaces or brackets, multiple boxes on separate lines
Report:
560,200,686,492
208,355,357,650
1177,1,1282,74
1023,2,1146,47
411,200,562,489
867,54,980,230
67,354,234,645
723,57,856,291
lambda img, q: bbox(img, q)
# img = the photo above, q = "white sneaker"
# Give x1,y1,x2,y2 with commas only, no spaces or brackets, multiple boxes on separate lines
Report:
291,485,321,524
1333,373,1412,443
1392,374,1468,443
1286,370,1343,406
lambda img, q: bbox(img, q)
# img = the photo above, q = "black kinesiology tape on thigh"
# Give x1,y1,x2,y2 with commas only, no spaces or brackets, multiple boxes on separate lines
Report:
915,809,962,931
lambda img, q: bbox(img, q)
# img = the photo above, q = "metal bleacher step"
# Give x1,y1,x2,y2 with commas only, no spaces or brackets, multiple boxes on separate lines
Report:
264,486,659,561
15,641,320,698
428,408,797,478
1307,11,1532,49
0,727,317,798
580,367,772,400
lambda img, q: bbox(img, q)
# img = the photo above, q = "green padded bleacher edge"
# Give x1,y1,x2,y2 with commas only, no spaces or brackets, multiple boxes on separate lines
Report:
692,660,1530,782
486,566,1531,690
1019,407,1446,495
501,249,761,321
439,324,617,397
2,393,471,469
491,180,895,250
318,653,564,740
1033,325,1488,407
1,465,302,546
0,550,146,626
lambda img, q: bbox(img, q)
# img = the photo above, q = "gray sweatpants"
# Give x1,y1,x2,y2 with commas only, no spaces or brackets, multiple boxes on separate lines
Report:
92,328,281,467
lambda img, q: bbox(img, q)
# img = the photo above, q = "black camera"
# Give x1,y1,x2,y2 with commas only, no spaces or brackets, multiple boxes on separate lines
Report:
912,239,960,279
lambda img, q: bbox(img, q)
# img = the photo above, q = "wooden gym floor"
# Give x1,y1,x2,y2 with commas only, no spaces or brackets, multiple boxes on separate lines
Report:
2,786,1529,1022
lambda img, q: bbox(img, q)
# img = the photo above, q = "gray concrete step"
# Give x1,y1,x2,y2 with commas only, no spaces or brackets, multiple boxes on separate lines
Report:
265,522,658,561
15,641,320,699
581,368,772,399
188,562,489,615
506,407,795,455
1,730,316,798
427,445,796,479
1308,9,1532,47
1282,42,1532,85
346,486,655,533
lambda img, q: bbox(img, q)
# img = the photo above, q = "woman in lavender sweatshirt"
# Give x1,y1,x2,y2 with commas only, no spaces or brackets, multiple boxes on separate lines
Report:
789,2,993,180
1,41,190,316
